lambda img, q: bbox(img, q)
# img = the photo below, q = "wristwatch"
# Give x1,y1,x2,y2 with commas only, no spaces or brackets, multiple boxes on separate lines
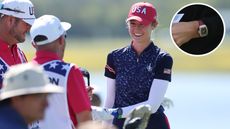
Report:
111,107,123,119
198,20,208,37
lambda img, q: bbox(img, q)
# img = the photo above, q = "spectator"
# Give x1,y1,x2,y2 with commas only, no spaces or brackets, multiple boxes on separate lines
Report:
0,63,63,129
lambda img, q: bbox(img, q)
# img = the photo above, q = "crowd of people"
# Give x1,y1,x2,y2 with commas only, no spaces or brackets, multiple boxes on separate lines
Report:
0,0,173,129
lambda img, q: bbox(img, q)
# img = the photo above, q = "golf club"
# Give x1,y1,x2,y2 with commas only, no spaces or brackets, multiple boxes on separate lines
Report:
79,67,90,86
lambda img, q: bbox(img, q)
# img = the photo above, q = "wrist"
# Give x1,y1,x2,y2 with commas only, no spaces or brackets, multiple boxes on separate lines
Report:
191,21,200,38
197,20,208,37
111,108,123,119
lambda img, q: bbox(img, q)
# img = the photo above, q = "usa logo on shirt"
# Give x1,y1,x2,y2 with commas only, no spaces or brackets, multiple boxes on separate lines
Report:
146,63,153,72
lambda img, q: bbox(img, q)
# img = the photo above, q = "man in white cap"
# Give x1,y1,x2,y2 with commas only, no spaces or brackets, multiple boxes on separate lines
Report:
0,63,63,129
0,0,36,88
30,15,92,129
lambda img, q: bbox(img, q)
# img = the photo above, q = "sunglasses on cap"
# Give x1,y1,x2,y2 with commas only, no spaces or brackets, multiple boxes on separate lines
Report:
0,3,25,14
63,31,67,39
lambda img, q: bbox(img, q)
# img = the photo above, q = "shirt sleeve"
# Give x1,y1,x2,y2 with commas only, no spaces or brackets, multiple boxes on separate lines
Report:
155,54,173,82
104,77,116,108
67,66,91,123
104,52,116,79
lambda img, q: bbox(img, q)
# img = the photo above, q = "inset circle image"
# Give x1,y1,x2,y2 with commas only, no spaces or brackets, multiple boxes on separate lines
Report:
170,3,225,56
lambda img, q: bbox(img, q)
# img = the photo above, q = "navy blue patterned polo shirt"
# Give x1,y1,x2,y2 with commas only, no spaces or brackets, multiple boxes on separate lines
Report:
104,42,173,108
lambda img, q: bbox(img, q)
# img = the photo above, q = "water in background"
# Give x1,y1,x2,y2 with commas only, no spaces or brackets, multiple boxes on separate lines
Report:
90,72,230,129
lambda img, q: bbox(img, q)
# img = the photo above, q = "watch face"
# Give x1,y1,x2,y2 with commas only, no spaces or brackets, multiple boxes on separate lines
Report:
199,24,208,37
170,3,225,56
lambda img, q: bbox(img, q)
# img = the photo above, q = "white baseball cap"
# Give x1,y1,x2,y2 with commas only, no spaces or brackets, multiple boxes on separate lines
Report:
0,63,64,101
0,0,36,25
30,15,71,45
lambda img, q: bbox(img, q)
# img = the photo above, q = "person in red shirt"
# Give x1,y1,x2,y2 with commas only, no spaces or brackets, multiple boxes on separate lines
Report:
30,15,92,129
0,0,36,88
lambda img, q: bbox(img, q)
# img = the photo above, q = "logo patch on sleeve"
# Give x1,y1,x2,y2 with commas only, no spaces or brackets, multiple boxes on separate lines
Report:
163,68,171,74
106,64,116,74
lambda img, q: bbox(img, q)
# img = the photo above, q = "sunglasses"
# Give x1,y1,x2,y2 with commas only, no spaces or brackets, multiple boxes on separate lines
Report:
63,31,67,38
0,4,25,14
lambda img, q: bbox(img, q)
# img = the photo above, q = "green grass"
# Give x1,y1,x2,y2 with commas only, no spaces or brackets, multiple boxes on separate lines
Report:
23,38,230,72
